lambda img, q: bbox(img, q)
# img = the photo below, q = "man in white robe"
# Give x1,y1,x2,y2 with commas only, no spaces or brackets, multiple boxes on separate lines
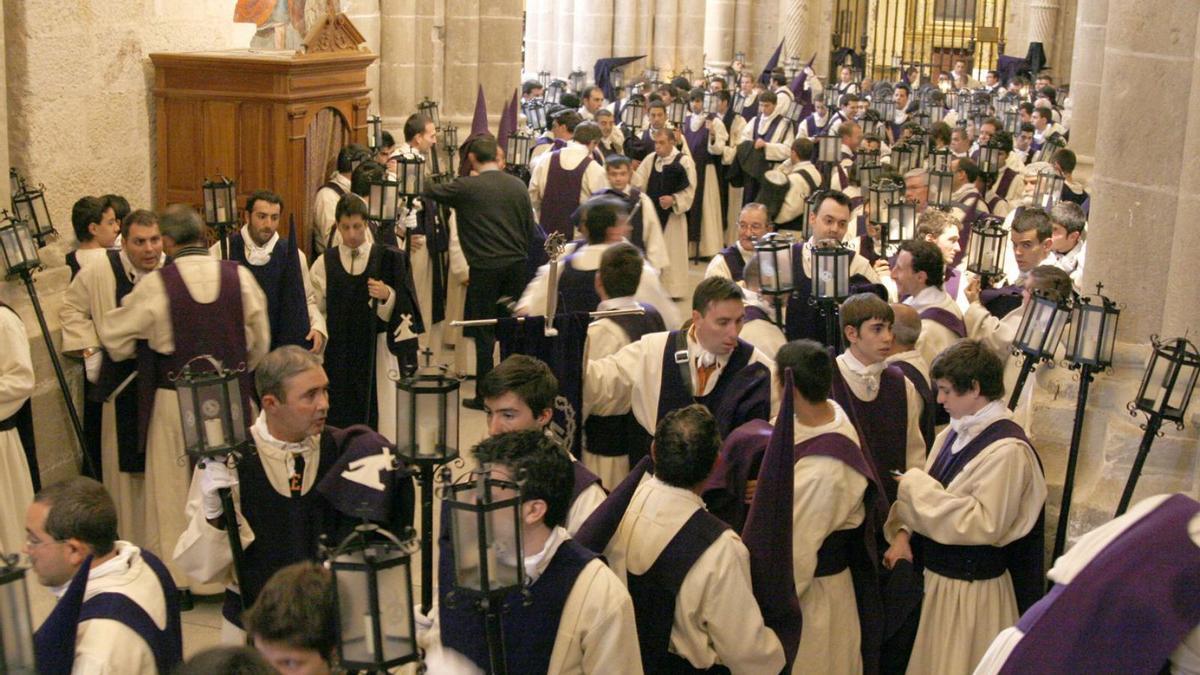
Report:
60,210,165,549
883,339,1047,675
705,202,772,282
0,299,34,557
894,239,965,368
311,144,367,254
633,127,697,299
100,206,270,592
683,89,730,258
596,155,669,271
762,139,823,231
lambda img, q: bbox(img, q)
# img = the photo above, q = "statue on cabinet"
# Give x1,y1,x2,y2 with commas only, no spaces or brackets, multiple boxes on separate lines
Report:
234,0,349,51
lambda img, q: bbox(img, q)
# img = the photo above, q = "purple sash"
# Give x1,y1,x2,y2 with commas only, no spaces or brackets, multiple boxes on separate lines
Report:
571,461,603,502
683,113,714,243
891,360,935,452
228,230,312,350
918,305,967,338
999,494,1200,675
656,332,772,438
720,245,747,281
830,364,909,503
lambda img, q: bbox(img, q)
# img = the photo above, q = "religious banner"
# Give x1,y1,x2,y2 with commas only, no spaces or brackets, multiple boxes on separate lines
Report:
495,313,590,457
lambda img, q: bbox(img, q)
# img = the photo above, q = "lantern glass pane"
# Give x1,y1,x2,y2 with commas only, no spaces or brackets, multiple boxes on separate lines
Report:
1100,308,1119,366
1067,303,1101,364
755,246,793,294
177,385,201,454
818,136,840,164
1139,352,1182,414
33,198,51,234
415,386,442,458
376,557,414,663
334,552,415,665
221,185,236,225
333,563,372,662
0,569,35,674
203,187,217,224
198,381,231,449
450,491,521,592
13,198,31,225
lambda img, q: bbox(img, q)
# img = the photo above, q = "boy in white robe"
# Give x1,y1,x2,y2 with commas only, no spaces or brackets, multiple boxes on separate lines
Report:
883,339,1047,675
0,299,34,557
632,127,697,299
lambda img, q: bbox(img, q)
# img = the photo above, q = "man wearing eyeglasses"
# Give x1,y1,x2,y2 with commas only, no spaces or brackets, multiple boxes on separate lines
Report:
705,202,773,282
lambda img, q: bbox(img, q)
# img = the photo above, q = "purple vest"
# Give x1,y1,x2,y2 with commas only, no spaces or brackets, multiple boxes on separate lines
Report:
228,232,312,350
572,460,603,503
584,305,666,462
720,245,747,281
627,508,731,673
222,429,342,627
914,419,1045,612
830,363,909,503
541,149,594,239
683,114,715,244
589,187,649,252
657,332,772,439
753,114,785,144
645,152,689,229
891,360,935,452
91,251,142,472
999,494,1200,675
557,247,602,314
137,257,252,455
986,167,1019,212
439,534,598,673
919,305,967,338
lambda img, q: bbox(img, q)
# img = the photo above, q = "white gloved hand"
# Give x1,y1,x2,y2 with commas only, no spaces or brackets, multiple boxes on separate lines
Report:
199,459,238,521
84,350,103,385
414,605,434,641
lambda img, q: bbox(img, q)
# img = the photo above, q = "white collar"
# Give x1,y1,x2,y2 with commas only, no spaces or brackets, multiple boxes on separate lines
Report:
905,285,944,310
646,476,705,507
240,225,279,265
839,350,886,394
52,541,138,599
655,149,680,165
251,411,319,462
525,526,570,584
688,325,729,370
948,400,1011,454
597,296,640,312
885,349,924,368
788,398,850,439
740,288,773,314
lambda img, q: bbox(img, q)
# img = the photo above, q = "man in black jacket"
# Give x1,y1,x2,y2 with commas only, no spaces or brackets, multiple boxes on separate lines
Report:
423,137,537,408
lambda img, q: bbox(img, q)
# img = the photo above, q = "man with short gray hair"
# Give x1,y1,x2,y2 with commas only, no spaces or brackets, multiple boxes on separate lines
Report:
174,345,412,642
705,202,772,282
101,205,270,600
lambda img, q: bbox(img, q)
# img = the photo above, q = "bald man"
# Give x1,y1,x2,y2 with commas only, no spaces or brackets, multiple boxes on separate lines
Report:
886,303,935,451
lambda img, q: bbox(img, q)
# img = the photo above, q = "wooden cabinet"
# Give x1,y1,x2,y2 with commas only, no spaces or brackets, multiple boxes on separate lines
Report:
150,49,375,254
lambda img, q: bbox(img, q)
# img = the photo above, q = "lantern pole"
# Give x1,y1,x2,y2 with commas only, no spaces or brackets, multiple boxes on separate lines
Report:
1115,416,1163,517
1052,360,1092,559
16,267,95,478
1007,354,1037,411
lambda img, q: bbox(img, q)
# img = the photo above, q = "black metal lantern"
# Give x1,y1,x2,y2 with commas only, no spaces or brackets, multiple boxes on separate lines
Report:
928,169,954,208
620,95,645,135
668,100,686,127
611,68,625,91
733,51,746,65
324,524,420,672
394,152,425,203
955,92,972,122
202,175,238,230
679,67,694,83
1007,288,1072,410
784,56,802,80
1116,336,1200,516
440,124,459,153
525,99,548,133
702,90,719,115
942,90,959,113
417,98,441,129
887,201,917,249
928,104,946,125
723,67,737,89
569,69,587,94
172,355,249,462
443,465,526,674
644,65,660,84
1055,283,1122,558
855,148,881,172
910,111,931,131
1033,169,1065,210
9,170,55,247
868,178,903,226
1003,109,1020,134
782,99,803,126
890,143,914,173
368,115,384,152
367,173,400,224
505,131,533,170
929,147,953,173
977,140,1003,176
545,79,567,105
816,134,841,164
874,97,895,121
824,87,840,109
0,552,35,674
394,363,460,465
965,216,1008,281
811,241,853,301
909,128,930,166
1036,134,1067,164
537,70,551,88
858,162,882,192
0,215,40,277
752,232,794,327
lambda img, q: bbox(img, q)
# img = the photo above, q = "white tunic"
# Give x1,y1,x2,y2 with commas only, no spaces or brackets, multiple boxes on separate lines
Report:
885,402,1047,675
740,113,795,163
603,477,786,672
632,149,697,298
788,403,869,674
60,250,156,548
585,329,778,433
973,493,1200,675
311,171,354,254
528,141,609,226
63,542,170,675
421,526,643,674
904,285,965,369
722,114,749,246
0,305,34,558
581,296,647,490
686,113,731,258
100,253,270,590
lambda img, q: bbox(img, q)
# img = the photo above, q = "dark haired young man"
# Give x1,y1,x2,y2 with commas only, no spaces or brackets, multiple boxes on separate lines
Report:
1048,200,1087,292
738,90,795,204
61,209,165,545
243,562,337,675
894,238,965,369
832,294,927,500
633,126,697,298
529,115,607,240
683,87,731,259
423,431,640,673
28,477,182,674
589,155,670,270
212,189,325,353
67,196,120,277
582,244,668,488
586,275,776,441
309,194,423,431
311,143,370,254
477,355,608,534
883,339,1047,675
581,406,785,672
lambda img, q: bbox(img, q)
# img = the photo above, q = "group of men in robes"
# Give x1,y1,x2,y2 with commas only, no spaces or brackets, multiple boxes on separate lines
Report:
5,49,1196,674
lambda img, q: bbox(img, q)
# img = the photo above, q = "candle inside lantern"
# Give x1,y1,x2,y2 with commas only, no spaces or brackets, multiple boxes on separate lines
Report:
363,613,376,657
417,425,437,456
203,416,226,447
216,203,227,223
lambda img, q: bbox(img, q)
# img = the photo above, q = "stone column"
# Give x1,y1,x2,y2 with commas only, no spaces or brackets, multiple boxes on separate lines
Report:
379,1,418,123
347,0,382,113
705,0,736,69
733,0,754,64
678,0,707,73
1027,0,1061,67
553,1,575,77
573,0,615,83
1048,2,1200,543
654,0,680,73
1066,0,1107,164
782,0,809,61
